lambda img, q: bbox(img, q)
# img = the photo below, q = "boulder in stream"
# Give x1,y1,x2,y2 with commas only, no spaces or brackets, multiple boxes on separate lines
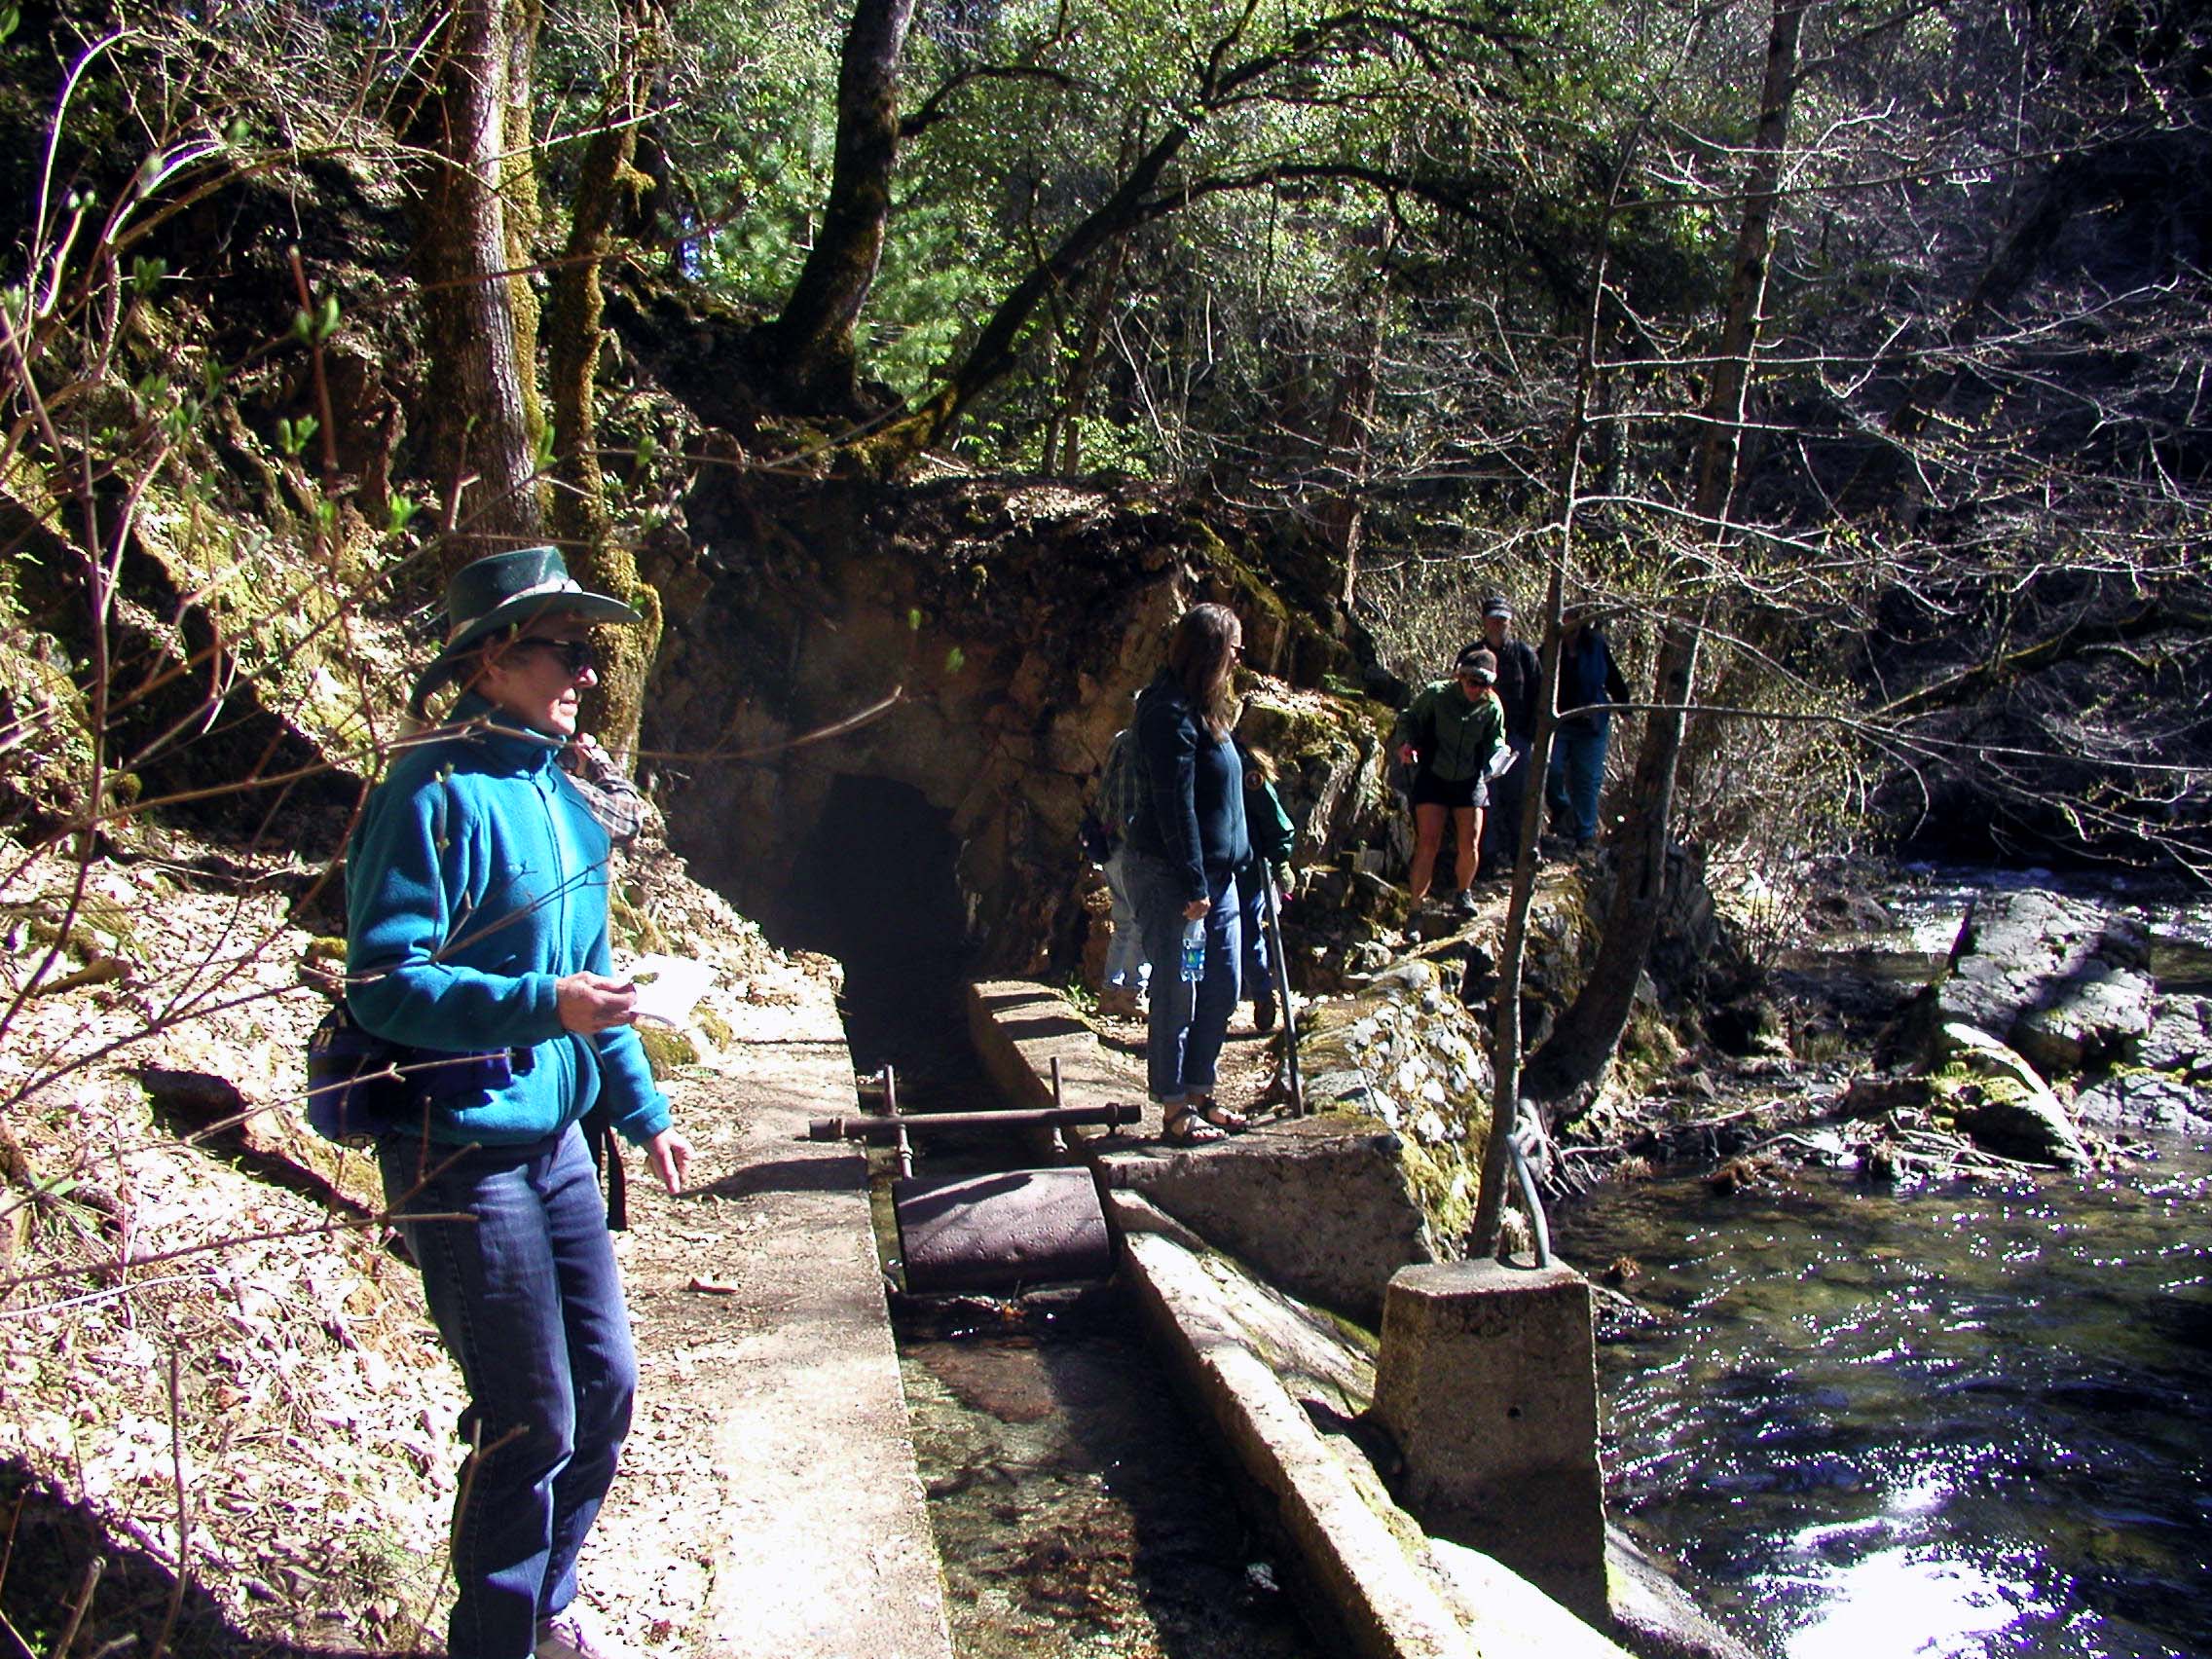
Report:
1844,1021,2092,1168
2137,993,2212,1082
2070,1069,2212,1136
1928,1022,2092,1168
1879,889,2155,1077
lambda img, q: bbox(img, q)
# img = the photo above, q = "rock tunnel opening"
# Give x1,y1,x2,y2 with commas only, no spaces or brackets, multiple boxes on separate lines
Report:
775,772,979,1089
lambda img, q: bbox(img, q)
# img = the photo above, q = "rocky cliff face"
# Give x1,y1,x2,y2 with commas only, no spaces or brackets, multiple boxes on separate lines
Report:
640,471,1398,974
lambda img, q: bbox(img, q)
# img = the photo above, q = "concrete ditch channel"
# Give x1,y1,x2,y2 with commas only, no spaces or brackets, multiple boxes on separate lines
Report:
966,978,1748,1659
610,970,1735,1658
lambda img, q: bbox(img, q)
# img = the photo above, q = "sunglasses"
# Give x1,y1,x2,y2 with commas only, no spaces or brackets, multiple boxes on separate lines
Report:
513,636,598,678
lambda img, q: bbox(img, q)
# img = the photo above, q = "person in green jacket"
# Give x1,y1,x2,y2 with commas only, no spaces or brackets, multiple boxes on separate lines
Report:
350,546,689,1659
1235,743,1297,1033
1391,645,1505,914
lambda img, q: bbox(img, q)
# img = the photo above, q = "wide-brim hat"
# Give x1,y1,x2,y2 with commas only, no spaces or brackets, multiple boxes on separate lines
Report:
410,545,644,716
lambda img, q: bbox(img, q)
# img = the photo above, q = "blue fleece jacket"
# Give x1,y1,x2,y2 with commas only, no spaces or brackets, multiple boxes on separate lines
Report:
1124,670,1249,903
345,694,671,1148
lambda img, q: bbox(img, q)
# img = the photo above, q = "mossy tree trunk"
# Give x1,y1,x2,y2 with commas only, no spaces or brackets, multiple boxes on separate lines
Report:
502,0,547,461
549,0,663,758
408,0,547,563
755,0,918,414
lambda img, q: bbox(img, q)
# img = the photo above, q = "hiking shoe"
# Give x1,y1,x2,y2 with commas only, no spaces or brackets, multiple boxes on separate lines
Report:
536,1608,634,1659
1098,984,1142,1018
1454,888,1480,916
1252,990,1277,1033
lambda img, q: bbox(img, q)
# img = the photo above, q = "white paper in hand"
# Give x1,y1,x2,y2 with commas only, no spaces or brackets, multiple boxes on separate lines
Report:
625,954,716,1027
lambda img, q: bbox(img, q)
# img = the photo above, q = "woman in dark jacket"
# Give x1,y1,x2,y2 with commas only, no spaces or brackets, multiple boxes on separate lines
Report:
350,547,689,1659
1123,603,1251,1143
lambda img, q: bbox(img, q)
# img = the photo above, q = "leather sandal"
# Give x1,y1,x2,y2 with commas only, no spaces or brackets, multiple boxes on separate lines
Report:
1162,1103,1228,1145
1196,1097,1250,1133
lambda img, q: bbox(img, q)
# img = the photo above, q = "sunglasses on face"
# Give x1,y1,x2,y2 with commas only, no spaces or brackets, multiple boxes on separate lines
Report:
513,636,597,678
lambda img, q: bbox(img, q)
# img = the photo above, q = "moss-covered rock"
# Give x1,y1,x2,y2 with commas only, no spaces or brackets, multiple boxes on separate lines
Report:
1926,1021,2090,1167
635,1023,700,1076
1296,958,1495,1251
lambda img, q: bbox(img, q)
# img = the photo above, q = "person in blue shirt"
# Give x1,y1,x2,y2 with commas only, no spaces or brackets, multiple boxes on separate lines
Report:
350,546,690,1659
1546,606,1631,849
1122,603,1251,1144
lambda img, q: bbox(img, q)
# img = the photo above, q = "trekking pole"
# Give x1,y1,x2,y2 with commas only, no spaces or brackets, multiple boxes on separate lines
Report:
1261,875,1304,1116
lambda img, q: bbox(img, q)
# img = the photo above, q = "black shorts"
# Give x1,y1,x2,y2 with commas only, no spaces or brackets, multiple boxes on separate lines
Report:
1410,769,1487,810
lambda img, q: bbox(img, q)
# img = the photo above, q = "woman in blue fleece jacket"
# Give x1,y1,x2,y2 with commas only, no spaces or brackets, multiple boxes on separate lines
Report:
349,547,688,1659
1123,603,1251,1143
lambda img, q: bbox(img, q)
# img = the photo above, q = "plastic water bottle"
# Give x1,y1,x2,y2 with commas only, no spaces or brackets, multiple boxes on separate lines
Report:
1179,913,1206,983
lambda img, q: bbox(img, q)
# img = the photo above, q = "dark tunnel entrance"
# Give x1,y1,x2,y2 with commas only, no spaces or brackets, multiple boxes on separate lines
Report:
777,773,982,1092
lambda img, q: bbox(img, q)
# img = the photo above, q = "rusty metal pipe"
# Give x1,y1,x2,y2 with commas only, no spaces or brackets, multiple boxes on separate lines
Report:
809,1103,1141,1143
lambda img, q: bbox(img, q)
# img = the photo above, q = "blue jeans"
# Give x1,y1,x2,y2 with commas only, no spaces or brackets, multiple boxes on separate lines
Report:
1235,865,1272,994
1126,851,1240,1102
1102,846,1150,992
379,1124,636,1659
1546,717,1610,844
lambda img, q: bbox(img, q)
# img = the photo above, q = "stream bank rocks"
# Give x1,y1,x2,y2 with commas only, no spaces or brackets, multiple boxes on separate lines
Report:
1879,889,2155,1074
1853,889,2212,1161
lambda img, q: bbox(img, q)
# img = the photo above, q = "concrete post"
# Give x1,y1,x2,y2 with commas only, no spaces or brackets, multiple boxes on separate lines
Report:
1373,1261,1609,1627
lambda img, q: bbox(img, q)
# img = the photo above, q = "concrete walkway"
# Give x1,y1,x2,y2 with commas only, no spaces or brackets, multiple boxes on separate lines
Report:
590,976,953,1659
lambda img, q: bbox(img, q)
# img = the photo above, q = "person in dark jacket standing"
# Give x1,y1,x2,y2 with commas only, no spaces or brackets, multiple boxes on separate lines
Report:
1475,593,1541,871
1546,605,1630,849
350,547,690,1659
1391,645,1505,913
1124,604,1251,1144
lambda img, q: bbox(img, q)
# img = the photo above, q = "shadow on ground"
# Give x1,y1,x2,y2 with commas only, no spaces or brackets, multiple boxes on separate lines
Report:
0,1462,428,1659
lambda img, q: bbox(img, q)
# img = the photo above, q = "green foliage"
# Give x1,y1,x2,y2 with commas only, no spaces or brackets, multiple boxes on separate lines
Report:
292,294,341,346
275,414,317,458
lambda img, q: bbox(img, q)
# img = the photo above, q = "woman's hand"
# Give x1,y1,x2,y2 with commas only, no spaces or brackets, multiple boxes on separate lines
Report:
557,972,637,1033
1396,741,1419,765
1183,897,1211,921
643,1126,692,1196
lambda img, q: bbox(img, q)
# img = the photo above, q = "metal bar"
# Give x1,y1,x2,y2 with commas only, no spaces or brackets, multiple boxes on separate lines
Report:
1049,1056,1067,1154
809,1103,1143,1143
1261,873,1304,1116
886,1062,911,1181
1507,1115,1553,1268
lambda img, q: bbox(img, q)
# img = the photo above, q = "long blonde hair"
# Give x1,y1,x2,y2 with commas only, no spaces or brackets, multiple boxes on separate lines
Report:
1166,604,1241,741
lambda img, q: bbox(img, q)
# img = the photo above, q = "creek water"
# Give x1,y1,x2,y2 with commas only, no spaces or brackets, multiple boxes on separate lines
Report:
1556,866,2212,1659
